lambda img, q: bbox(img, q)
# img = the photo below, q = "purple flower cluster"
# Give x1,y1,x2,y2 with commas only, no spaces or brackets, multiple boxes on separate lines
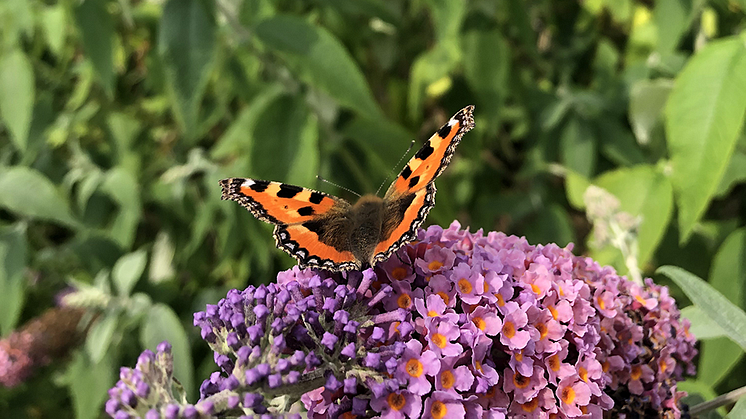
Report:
107,342,218,419
106,221,696,419
193,268,411,417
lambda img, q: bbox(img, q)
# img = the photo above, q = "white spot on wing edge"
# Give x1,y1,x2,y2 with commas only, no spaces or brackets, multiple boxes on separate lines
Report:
242,179,255,188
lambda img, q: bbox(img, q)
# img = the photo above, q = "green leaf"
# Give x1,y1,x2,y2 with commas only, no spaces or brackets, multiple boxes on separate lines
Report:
563,170,592,209
158,0,217,135
0,166,79,227
560,117,597,178
699,337,743,387
595,165,674,266
0,223,27,334
41,5,67,57
653,0,693,54
255,15,381,117
112,249,147,296
0,49,35,152
658,266,746,351
665,36,746,241
250,95,318,185
681,305,725,340
629,78,673,145
407,44,459,120
74,0,114,97
85,314,118,364
710,228,746,309
101,167,141,248
462,30,510,109
726,394,746,419
141,303,194,397
66,350,115,419
715,150,746,198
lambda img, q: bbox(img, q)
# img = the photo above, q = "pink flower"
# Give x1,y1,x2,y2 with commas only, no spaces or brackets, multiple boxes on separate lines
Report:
557,377,591,417
422,391,466,419
395,340,439,395
371,390,423,419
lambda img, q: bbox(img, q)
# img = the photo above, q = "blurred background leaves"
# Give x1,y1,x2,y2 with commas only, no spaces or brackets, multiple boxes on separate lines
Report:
1,0,746,417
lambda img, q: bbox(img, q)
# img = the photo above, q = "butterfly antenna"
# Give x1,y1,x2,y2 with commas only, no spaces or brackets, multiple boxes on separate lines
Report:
375,139,417,196
316,176,362,198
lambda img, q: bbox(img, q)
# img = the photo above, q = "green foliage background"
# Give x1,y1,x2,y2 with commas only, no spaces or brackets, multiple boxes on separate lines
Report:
1,0,746,417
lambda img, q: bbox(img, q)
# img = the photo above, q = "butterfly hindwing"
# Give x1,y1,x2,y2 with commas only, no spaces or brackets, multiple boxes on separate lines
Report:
220,178,359,270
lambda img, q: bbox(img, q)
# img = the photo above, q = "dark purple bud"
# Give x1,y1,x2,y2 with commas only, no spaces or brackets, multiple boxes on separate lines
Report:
135,381,150,398
200,378,218,398
369,308,406,325
341,342,356,359
121,388,137,407
230,313,245,329
357,269,375,295
254,285,267,301
323,297,339,312
344,321,360,334
370,327,385,341
312,287,324,312
227,395,240,409
247,324,264,342
243,392,264,408
245,369,260,386
136,350,155,370
308,276,322,288
145,409,160,419
255,363,270,377
272,334,286,351
285,370,300,384
326,374,342,391
227,289,242,305
333,310,349,324
290,350,305,365
320,332,338,351
352,397,368,415
274,289,290,316
214,354,233,373
270,317,285,334
367,285,392,307
220,374,239,391
197,400,214,415
385,357,398,374
237,346,251,366
115,411,130,419
200,325,216,343
344,377,357,394
398,320,414,336
268,373,282,388
275,358,289,373
193,311,206,324
364,352,380,368
305,352,320,368
164,404,180,419
226,332,240,349
182,405,198,419
287,282,304,302
105,399,120,416
253,304,269,319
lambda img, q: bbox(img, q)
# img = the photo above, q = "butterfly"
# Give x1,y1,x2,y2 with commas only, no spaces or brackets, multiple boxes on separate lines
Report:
220,105,475,272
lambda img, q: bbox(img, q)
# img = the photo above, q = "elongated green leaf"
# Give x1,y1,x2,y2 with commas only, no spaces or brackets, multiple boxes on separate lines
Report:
0,49,35,151
595,165,674,267
658,266,746,351
112,249,147,296
158,0,216,135
67,349,115,419
726,395,746,419
681,305,725,340
462,30,510,111
101,167,141,248
715,150,746,198
0,224,27,334
140,304,194,397
0,167,79,227
629,79,672,145
560,117,597,177
699,338,743,387
85,314,118,364
710,228,746,309
256,15,381,117
665,36,746,241
74,0,114,97
250,95,318,184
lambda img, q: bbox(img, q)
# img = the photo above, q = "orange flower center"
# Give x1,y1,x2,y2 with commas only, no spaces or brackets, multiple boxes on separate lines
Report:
578,366,588,382
602,361,610,372
440,370,455,389
531,284,541,294
521,398,539,412
515,351,523,362
428,260,444,271
496,294,505,306
387,393,406,410
431,400,447,419
536,322,548,339
428,310,438,317
597,297,606,310
630,365,642,380
502,321,516,338
483,281,490,293
547,354,560,372
659,360,668,373
458,279,472,294
548,305,558,319
391,267,408,280
406,359,423,378
436,291,450,305
432,333,447,349
513,373,530,389
561,385,576,405
397,294,412,309
475,361,483,372
635,295,647,305
473,317,486,331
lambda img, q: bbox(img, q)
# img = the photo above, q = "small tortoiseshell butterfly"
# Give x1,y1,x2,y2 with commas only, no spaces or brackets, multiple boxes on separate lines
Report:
220,105,475,271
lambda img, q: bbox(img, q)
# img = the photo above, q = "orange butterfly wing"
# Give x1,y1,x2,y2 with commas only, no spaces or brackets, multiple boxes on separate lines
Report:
220,178,359,271
372,105,475,262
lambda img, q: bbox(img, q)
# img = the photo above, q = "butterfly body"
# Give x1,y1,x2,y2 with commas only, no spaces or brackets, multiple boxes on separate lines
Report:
220,105,474,272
